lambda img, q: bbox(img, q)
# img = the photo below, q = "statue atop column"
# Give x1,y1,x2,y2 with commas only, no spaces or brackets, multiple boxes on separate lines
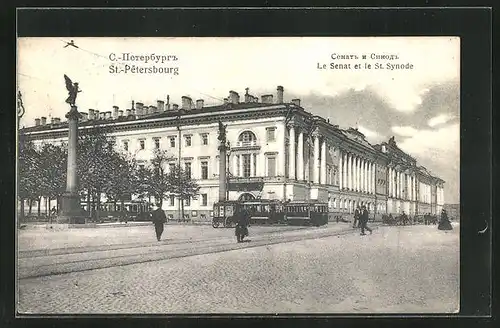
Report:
64,74,82,107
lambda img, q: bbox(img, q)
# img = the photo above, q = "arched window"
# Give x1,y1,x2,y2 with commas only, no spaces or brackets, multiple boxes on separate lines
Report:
238,131,257,144
238,193,255,201
234,131,258,177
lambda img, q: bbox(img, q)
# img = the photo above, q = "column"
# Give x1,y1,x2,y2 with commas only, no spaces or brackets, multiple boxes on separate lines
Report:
289,126,296,180
233,155,238,177
59,106,85,223
372,162,375,194
320,139,327,184
353,156,358,191
343,153,348,189
367,161,370,193
368,162,371,194
313,135,320,184
250,153,256,176
347,154,352,189
391,169,395,197
240,155,245,177
363,160,367,192
360,158,365,192
297,131,304,180
339,150,343,189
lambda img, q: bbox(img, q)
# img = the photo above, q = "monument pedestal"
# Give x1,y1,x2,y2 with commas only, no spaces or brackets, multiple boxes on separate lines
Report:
58,191,87,224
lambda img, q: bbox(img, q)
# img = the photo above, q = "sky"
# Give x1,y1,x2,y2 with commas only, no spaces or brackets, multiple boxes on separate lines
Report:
17,37,460,203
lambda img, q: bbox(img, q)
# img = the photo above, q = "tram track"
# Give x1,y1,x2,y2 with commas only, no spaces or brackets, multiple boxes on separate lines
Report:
18,225,366,280
18,225,308,258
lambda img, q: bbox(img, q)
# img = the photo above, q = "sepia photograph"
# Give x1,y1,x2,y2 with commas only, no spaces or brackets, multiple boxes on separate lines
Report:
16,36,460,314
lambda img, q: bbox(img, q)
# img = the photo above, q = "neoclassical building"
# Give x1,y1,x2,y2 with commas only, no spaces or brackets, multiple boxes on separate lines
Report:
20,85,445,220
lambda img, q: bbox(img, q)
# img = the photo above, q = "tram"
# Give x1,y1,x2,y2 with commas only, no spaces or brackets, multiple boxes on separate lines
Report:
212,200,329,228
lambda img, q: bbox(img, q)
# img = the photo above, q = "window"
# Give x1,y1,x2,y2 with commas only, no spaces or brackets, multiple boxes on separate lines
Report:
201,194,208,206
169,163,175,173
123,140,129,151
185,197,191,207
201,161,209,179
170,137,176,148
238,131,257,146
266,127,276,142
242,154,251,177
139,140,145,150
139,164,145,170
185,135,192,147
185,162,191,178
201,133,208,145
169,195,175,206
154,138,160,149
267,156,276,177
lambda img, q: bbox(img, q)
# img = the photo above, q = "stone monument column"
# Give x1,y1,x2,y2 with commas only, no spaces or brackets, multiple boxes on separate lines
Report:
58,106,85,224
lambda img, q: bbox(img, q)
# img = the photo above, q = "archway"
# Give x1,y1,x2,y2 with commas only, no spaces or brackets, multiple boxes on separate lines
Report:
238,193,256,201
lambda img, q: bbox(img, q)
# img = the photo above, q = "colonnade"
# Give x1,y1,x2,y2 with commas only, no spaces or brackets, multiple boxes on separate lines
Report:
338,150,376,194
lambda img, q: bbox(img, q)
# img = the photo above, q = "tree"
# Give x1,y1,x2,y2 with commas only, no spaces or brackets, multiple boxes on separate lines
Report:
38,143,67,218
18,138,39,219
102,151,138,218
77,123,118,221
167,163,201,221
135,149,175,207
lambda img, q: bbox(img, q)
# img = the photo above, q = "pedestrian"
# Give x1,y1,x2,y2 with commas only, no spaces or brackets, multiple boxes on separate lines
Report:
50,206,57,217
353,206,361,228
360,205,372,236
438,209,453,231
151,203,167,241
235,208,250,243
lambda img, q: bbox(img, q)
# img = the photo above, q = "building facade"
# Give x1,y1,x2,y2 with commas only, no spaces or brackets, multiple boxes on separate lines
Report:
20,86,445,220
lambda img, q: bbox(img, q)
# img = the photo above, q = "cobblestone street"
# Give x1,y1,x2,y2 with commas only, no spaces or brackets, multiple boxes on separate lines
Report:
17,223,459,314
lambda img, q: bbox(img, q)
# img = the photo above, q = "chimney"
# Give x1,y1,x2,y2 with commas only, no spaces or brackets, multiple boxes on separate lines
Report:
126,109,131,116
106,111,112,119
229,91,239,104
131,109,136,117
118,110,124,117
100,112,106,120
223,98,229,104
88,109,95,120
136,102,144,116
95,110,100,120
78,115,85,123
157,100,165,112
277,85,284,103
181,96,192,110
50,117,55,124
261,94,273,104
41,117,47,125
172,104,179,110
149,105,157,114
196,99,204,109
244,88,251,103
291,99,301,107
113,106,119,118
166,95,170,111
35,118,40,126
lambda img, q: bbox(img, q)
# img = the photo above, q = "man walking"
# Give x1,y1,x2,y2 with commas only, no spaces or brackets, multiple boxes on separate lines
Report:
151,203,167,241
360,205,372,236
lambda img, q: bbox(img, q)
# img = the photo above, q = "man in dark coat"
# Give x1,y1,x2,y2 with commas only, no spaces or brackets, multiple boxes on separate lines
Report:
151,203,167,241
235,208,250,242
360,205,372,236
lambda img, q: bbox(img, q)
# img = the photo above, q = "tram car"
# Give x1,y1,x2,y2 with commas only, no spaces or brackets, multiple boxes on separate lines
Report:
212,200,328,228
